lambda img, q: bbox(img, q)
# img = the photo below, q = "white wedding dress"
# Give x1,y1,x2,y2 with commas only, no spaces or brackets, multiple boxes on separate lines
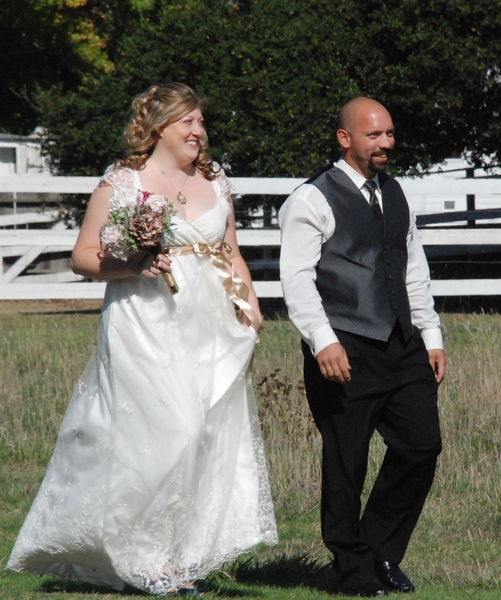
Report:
7,166,278,594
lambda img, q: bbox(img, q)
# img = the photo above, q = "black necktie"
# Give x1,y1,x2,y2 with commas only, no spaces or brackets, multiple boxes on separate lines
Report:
364,179,383,223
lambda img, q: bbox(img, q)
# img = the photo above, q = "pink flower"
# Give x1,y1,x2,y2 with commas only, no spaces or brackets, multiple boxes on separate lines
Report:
140,190,152,205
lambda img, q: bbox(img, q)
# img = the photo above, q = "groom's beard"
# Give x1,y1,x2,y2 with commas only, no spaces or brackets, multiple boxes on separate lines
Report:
368,150,391,174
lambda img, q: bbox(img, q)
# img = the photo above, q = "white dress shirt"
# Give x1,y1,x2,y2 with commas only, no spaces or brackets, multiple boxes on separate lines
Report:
279,158,443,355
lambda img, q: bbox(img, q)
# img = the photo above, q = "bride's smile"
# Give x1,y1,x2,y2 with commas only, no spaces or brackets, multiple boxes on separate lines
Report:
156,108,205,166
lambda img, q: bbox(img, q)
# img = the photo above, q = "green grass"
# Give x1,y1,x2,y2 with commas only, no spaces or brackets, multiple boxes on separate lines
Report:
2,310,501,598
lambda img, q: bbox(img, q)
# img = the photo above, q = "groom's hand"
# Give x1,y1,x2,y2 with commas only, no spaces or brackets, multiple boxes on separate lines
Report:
316,343,351,382
428,348,447,384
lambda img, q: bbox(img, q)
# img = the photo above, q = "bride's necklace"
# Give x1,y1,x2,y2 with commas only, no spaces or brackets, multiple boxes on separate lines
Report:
159,168,190,205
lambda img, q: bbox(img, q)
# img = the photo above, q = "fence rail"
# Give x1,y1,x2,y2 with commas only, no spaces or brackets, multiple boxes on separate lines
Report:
1,174,501,195
2,175,501,300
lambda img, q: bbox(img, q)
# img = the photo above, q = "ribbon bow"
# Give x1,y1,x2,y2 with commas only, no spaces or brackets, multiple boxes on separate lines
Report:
168,242,261,332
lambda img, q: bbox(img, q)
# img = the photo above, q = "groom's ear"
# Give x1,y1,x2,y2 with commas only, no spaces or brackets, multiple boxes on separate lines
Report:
337,128,351,150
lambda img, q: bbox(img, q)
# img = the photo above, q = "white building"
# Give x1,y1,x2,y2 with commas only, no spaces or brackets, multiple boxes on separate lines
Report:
401,158,501,223
0,130,51,175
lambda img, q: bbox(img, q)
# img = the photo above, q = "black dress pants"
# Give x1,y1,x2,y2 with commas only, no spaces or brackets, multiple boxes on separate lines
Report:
302,324,441,591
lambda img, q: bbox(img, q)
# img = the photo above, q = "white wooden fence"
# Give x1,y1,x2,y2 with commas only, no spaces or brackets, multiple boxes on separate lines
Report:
1,175,501,300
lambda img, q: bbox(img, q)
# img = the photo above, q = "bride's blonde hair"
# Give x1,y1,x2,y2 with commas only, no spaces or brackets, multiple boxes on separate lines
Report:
119,83,217,179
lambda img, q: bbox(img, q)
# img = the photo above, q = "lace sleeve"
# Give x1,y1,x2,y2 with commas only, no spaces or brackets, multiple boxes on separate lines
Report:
99,165,139,209
213,163,234,201
100,165,136,189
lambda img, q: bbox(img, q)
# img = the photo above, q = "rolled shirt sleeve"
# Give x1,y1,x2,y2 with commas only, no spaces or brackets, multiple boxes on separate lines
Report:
279,184,339,355
405,207,444,350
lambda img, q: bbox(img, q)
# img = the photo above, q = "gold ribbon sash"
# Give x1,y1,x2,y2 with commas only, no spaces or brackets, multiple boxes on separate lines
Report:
167,242,261,332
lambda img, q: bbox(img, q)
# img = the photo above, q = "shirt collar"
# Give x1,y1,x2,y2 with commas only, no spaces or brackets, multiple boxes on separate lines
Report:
334,158,380,191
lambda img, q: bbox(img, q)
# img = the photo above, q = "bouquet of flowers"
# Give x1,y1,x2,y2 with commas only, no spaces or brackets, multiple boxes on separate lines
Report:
100,190,179,294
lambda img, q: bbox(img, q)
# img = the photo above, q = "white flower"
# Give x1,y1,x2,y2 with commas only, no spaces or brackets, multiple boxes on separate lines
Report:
109,188,138,210
100,224,122,246
100,224,129,260
144,193,169,212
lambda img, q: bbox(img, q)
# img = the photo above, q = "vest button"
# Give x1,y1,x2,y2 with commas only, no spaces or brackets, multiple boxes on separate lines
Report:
391,290,396,296
386,260,391,265
388,275,394,281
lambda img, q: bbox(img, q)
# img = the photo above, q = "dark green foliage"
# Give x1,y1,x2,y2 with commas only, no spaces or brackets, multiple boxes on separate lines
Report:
0,0,82,135
333,0,501,173
35,84,127,175
3,0,501,190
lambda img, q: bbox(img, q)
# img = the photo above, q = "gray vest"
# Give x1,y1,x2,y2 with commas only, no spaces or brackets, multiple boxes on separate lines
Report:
310,166,413,342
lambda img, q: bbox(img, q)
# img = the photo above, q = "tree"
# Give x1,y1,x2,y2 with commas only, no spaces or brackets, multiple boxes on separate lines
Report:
12,0,501,187
331,0,501,173
0,0,118,134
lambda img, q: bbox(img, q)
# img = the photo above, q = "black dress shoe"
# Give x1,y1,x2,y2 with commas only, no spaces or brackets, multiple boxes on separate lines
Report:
338,581,390,597
375,561,415,593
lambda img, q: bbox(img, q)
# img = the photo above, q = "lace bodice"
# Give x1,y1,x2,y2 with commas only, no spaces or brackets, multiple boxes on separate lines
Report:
100,164,232,247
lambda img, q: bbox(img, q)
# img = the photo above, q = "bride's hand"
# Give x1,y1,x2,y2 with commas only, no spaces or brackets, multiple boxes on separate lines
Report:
130,252,173,279
242,312,264,333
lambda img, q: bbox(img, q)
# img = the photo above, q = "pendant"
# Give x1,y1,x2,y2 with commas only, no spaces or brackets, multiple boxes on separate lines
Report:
177,193,187,204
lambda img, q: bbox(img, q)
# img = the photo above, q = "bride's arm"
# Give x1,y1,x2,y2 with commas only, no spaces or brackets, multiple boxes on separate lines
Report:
71,183,171,281
223,197,264,329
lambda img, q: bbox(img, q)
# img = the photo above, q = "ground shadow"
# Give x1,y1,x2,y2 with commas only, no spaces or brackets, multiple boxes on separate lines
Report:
36,554,333,596
26,309,102,316
23,308,101,316
38,577,263,597
228,553,333,592
38,578,147,595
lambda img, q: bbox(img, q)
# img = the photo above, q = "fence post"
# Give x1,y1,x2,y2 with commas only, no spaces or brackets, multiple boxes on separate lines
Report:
466,195,476,227
466,168,475,228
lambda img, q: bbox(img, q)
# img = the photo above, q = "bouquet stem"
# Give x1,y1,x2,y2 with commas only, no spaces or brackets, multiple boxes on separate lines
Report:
162,271,179,295
155,246,179,295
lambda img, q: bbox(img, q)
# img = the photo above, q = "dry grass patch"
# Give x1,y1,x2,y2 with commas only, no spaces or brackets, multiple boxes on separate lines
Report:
2,312,501,589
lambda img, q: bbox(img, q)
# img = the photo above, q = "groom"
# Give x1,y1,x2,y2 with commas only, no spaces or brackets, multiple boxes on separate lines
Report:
279,97,446,597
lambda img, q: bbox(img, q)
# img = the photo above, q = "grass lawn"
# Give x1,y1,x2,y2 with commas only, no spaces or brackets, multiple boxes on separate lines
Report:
1,304,501,598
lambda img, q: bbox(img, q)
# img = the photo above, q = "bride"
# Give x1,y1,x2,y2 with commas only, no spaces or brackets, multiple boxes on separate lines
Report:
7,83,278,596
